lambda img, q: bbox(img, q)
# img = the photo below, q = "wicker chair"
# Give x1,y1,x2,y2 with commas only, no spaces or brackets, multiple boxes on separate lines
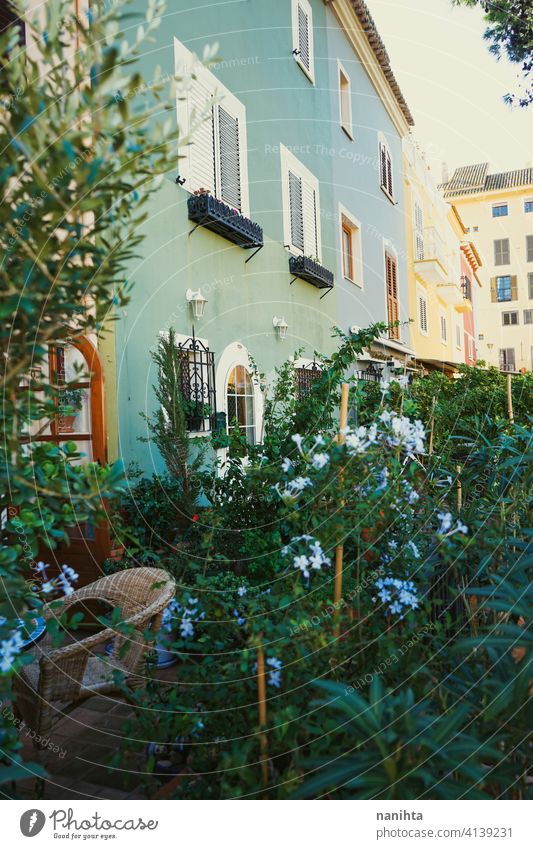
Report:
12,567,175,747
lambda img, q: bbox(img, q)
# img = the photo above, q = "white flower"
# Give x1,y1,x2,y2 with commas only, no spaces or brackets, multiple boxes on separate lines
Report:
379,410,392,424
294,554,310,578
292,476,311,492
407,540,420,559
291,433,304,452
437,512,453,534
311,452,329,470
237,586,247,597
281,457,293,473
397,374,410,388
180,619,194,639
380,378,390,392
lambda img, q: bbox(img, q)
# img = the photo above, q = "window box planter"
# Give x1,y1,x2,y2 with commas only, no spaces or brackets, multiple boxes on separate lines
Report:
289,255,334,291
187,193,263,249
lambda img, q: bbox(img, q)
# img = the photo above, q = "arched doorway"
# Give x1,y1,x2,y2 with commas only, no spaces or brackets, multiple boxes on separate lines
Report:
20,336,110,583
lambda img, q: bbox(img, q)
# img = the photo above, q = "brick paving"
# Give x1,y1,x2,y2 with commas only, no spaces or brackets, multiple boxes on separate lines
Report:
8,665,180,800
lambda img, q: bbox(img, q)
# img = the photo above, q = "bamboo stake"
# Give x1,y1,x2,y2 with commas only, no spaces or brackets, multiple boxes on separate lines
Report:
456,465,462,513
256,641,269,787
334,383,349,639
507,373,514,423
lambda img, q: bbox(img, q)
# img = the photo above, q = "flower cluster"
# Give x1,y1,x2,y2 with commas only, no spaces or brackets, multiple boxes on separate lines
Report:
267,656,282,688
372,575,419,619
162,597,205,640
36,561,79,597
437,512,468,537
0,628,24,673
282,534,331,582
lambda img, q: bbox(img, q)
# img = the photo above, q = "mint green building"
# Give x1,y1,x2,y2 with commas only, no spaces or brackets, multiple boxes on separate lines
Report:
112,0,415,473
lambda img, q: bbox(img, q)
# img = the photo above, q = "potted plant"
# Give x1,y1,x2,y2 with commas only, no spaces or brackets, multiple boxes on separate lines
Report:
57,387,86,433
184,400,212,431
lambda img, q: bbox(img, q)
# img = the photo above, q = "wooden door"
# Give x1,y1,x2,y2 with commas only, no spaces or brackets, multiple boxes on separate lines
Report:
20,336,110,584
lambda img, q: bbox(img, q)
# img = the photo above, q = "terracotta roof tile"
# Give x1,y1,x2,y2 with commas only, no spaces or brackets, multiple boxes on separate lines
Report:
440,164,533,197
348,0,414,126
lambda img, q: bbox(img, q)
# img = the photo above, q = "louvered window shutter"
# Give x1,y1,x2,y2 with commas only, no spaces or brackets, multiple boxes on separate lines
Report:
414,202,424,259
302,180,318,258
386,254,399,339
289,171,304,252
386,151,393,197
419,296,427,332
216,105,241,210
490,277,498,303
510,275,518,300
188,76,216,194
297,3,310,72
380,144,387,190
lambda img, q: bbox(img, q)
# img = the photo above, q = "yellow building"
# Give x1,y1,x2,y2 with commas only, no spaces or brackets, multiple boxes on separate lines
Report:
403,139,482,375
440,164,533,373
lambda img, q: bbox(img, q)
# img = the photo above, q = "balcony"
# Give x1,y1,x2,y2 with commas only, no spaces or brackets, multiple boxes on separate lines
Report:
413,227,448,286
187,193,263,250
289,255,334,292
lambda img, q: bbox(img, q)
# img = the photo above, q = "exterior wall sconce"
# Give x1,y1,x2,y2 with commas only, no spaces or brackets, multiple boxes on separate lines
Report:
273,316,288,341
186,288,208,320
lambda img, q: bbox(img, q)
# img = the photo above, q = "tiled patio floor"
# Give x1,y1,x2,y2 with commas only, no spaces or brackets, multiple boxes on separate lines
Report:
6,667,180,800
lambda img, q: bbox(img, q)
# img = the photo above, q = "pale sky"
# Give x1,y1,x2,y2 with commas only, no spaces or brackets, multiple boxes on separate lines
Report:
366,0,533,178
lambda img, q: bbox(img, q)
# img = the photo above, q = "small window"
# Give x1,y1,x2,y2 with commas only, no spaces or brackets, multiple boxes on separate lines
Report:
527,235,533,263
524,309,533,325
292,0,314,82
282,144,321,259
493,275,515,302
528,272,533,299
340,211,362,285
494,238,510,265
418,291,428,334
295,361,322,399
524,200,533,214
455,324,462,349
378,135,394,201
492,203,508,217
385,252,399,339
338,64,352,138
226,365,255,444
440,314,447,343
469,337,475,360
499,348,515,372
473,226,479,232
502,311,518,326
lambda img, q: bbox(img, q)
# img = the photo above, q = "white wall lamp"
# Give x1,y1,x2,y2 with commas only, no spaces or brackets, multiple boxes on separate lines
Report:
273,316,289,341
186,288,208,320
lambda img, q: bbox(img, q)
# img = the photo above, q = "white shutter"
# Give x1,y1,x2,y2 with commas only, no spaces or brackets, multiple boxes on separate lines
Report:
386,150,393,197
297,3,310,72
289,170,304,252
188,75,216,194
379,143,387,190
302,180,318,258
418,294,427,333
216,104,241,210
414,201,424,260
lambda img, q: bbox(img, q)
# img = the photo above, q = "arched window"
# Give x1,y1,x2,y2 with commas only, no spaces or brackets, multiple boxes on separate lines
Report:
226,364,255,444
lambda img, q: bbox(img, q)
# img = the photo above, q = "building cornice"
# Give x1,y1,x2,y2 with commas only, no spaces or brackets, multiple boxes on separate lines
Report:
325,0,413,136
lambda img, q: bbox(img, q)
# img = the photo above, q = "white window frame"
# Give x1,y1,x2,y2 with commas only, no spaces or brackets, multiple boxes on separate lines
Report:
455,323,462,351
416,285,428,336
280,143,322,260
291,0,314,83
338,203,363,288
492,202,508,218
413,194,424,260
215,341,264,456
174,37,250,216
337,60,353,139
378,132,394,202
